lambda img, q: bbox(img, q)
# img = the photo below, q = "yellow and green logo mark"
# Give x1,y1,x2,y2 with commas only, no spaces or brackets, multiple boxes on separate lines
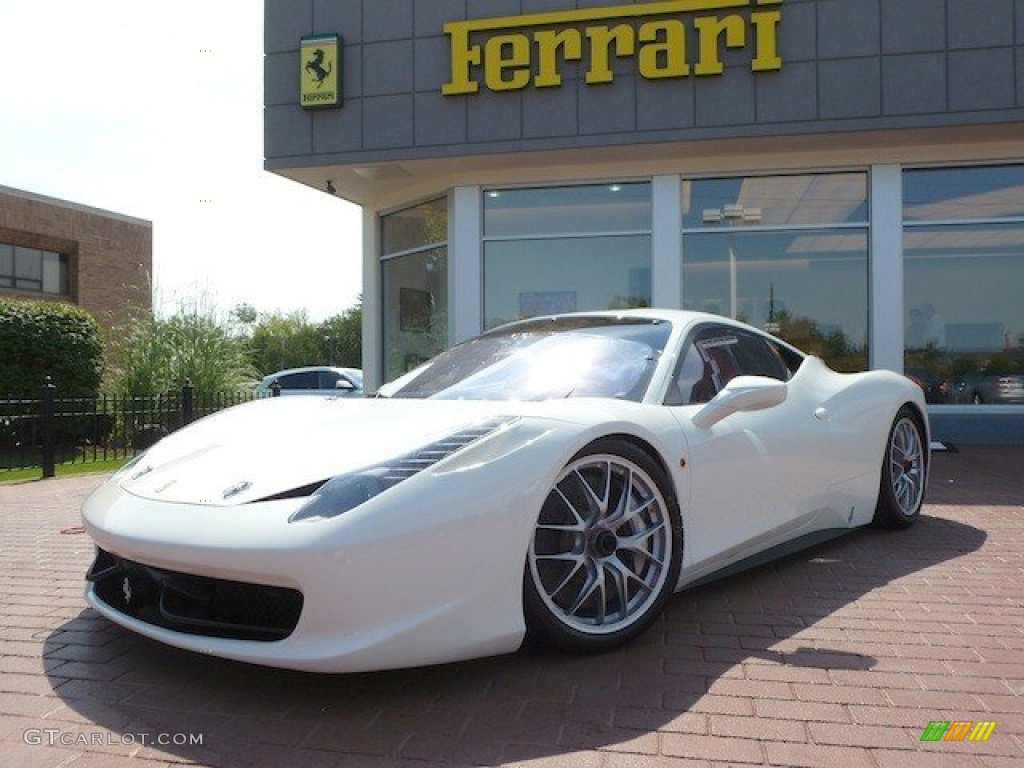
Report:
921,721,996,742
300,34,342,109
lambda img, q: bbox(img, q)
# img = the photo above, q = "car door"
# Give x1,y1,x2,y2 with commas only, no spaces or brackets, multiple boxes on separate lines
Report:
666,324,833,569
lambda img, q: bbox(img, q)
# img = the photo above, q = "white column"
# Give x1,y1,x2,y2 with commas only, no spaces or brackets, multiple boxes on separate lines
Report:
362,207,383,391
651,175,683,310
450,186,483,343
870,164,904,373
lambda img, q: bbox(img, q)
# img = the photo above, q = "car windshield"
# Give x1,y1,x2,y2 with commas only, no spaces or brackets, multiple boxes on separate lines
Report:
381,317,672,401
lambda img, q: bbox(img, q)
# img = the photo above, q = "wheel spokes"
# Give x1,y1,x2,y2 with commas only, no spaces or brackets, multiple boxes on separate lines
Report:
618,528,666,567
554,486,587,529
530,454,673,634
547,558,586,601
890,419,924,515
568,560,606,620
574,462,612,518
605,555,652,608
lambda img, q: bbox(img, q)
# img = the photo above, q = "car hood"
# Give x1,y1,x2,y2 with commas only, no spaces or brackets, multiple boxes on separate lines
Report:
118,397,568,506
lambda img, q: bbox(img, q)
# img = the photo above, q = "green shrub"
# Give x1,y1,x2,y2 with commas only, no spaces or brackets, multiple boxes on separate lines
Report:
107,298,257,397
0,299,104,396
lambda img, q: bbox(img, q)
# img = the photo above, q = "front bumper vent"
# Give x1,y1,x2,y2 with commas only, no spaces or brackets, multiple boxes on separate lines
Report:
87,549,302,642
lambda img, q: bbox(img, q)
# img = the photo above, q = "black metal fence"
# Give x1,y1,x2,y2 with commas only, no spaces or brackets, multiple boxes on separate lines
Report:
1,379,260,478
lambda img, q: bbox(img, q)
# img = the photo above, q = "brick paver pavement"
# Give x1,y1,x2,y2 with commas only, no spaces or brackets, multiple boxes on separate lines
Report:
0,447,1021,767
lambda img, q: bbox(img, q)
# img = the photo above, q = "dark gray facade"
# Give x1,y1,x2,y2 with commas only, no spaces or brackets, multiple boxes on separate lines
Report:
265,1,1024,446
266,0,1024,172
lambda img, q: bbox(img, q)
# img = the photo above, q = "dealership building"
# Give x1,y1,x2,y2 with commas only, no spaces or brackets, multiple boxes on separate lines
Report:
264,0,1024,441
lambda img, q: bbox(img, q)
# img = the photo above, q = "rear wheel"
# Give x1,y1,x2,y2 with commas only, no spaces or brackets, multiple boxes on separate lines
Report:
524,439,682,652
873,407,927,529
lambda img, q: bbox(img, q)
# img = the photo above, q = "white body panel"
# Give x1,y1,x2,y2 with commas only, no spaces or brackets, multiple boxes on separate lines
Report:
82,310,928,672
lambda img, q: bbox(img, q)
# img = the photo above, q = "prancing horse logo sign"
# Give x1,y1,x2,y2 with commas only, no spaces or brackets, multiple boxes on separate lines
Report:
300,34,342,109
122,576,132,605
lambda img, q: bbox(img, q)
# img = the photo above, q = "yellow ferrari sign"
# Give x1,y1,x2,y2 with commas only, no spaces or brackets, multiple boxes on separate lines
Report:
300,34,341,109
442,0,782,96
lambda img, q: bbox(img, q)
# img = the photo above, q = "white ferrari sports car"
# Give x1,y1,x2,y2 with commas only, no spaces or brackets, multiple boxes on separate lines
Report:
82,310,928,673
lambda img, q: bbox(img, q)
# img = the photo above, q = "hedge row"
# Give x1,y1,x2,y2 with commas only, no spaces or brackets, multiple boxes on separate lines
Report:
0,299,104,396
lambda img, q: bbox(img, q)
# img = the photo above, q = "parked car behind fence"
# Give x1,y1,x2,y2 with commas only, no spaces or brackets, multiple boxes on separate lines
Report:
254,366,363,397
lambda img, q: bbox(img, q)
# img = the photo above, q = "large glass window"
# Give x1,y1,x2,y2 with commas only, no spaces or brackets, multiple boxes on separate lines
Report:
483,183,652,330
0,243,68,294
682,173,869,371
904,165,1024,405
381,198,448,382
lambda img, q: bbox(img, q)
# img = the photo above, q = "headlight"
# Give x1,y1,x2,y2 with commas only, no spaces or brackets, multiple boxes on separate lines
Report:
288,417,516,523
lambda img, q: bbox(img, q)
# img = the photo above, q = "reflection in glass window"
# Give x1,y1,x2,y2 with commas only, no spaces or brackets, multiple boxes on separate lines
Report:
485,182,651,237
682,173,870,372
382,247,448,382
381,199,449,382
682,230,869,371
904,165,1024,222
382,198,447,256
682,173,868,229
903,165,1024,406
484,235,651,331
42,252,68,294
483,183,652,330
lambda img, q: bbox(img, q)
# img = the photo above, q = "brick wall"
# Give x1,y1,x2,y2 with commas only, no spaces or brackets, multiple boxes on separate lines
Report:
0,186,152,328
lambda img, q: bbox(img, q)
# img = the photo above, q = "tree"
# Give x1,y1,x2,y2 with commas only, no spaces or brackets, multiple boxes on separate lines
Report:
229,302,259,330
773,309,866,372
248,310,324,374
317,301,362,368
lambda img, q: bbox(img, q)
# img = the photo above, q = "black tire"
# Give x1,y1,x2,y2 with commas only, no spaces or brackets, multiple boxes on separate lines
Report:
872,406,927,529
524,438,683,652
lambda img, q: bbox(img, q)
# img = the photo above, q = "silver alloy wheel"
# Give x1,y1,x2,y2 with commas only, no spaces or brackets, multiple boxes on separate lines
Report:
890,417,925,516
528,454,671,635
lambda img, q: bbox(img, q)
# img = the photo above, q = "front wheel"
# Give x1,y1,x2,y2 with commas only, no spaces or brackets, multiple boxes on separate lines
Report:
873,407,927,529
524,439,682,652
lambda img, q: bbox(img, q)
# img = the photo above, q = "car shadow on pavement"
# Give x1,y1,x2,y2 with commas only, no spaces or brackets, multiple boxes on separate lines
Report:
41,509,987,768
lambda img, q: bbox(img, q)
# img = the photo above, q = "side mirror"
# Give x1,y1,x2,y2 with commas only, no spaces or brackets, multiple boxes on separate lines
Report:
692,375,787,429
335,378,356,391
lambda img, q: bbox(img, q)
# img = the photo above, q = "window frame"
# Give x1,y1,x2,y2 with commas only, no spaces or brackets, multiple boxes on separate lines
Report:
480,180,655,330
0,243,69,296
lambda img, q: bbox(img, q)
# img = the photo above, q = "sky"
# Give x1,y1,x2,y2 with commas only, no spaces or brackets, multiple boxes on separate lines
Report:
0,0,363,321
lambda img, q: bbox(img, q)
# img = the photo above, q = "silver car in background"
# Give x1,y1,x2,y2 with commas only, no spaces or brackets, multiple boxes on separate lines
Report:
255,366,363,397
